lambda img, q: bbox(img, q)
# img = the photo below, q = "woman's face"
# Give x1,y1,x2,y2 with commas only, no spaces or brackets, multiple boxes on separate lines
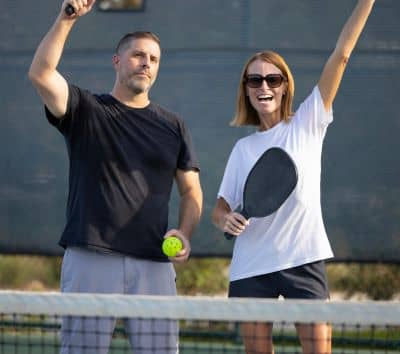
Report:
245,59,287,119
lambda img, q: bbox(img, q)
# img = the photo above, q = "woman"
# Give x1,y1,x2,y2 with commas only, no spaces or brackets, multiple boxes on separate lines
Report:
212,1,375,353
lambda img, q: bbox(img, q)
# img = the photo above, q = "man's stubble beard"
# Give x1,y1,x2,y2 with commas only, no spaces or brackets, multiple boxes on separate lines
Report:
123,75,154,95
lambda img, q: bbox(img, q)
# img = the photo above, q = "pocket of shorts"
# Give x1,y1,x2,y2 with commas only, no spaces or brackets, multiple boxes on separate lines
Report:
60,248,73,292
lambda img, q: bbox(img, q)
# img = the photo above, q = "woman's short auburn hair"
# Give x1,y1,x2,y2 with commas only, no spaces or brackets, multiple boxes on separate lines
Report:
231,50,295,127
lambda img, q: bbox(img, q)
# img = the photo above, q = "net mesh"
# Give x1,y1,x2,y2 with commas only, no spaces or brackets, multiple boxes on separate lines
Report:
0,291,399,353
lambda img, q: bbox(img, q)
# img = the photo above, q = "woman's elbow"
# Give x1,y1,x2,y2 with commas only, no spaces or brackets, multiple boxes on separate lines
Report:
333,49,351,67
211,207,220,228
211,198,230,229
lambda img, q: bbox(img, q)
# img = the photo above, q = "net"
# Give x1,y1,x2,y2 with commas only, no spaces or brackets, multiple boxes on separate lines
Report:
0,290,399,354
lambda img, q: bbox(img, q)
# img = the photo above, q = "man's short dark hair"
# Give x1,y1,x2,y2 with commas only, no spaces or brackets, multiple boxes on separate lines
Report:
116,31,161,54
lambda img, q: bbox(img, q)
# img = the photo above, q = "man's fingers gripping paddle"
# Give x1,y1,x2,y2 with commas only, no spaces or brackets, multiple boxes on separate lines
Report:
64,0,96,17
65,4,75,15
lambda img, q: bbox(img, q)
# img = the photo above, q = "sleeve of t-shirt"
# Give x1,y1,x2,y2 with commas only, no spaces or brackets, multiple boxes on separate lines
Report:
295,85,333,139
217,142,242,211
44,84,82,138
177,120,201,172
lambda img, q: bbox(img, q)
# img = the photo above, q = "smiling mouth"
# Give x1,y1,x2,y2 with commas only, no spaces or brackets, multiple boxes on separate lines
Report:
257,94,273,102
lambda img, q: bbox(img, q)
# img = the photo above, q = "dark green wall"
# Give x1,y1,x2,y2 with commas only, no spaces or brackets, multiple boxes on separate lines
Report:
1,0,399,261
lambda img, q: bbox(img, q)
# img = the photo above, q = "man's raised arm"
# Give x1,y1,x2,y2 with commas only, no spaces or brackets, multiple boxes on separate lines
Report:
28,0,96,118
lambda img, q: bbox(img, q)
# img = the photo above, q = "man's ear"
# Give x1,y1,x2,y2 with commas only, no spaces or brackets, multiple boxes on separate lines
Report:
112,54,120,66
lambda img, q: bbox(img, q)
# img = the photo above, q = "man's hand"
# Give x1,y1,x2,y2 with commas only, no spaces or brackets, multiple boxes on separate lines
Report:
163,229,191,263
62,0,96,18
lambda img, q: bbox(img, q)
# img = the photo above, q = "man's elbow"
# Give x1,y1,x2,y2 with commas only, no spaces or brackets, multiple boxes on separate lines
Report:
28,66,43,89
183,186,203,213
28,67,37,84
28,62,51,89
194,189,204,215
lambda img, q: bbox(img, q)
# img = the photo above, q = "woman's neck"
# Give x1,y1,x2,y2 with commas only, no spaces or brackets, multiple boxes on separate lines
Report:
258,112,282,131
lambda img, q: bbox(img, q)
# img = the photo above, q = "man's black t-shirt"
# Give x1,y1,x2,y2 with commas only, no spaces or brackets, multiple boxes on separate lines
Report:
46,85,200,261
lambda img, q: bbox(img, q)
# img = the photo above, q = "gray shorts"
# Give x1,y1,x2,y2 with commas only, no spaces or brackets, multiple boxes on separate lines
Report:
229,261,329,300
60,247,178,354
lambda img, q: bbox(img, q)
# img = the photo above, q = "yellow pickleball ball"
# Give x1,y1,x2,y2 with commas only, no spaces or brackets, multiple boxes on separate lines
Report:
162,236,183,257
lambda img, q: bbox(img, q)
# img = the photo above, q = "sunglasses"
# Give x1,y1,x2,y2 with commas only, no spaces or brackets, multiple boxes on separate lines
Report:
245,74,286,89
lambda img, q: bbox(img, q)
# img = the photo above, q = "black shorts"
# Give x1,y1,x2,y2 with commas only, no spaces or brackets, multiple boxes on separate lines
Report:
229,261,329,299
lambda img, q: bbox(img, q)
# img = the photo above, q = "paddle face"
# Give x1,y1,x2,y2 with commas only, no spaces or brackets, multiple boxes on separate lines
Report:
225,147,298,240
242,147,298,218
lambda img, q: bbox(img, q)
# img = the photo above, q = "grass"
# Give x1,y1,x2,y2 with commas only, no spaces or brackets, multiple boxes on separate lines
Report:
0,255,399,300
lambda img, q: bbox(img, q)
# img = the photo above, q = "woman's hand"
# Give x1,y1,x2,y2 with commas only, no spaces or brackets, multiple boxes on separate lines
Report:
212,198,249,237
222,211,249,237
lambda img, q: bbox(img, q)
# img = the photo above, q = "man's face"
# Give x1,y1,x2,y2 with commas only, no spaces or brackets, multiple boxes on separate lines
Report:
114,38,161,94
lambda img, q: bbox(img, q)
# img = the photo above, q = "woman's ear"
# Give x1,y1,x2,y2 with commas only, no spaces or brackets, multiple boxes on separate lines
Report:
283,82,288,96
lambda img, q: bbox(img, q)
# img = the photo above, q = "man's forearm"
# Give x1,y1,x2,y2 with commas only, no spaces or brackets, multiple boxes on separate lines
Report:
29,15,75,80
178,191,203,239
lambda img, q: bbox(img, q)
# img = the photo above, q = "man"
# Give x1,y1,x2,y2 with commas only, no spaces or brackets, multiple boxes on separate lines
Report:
28,1,203,353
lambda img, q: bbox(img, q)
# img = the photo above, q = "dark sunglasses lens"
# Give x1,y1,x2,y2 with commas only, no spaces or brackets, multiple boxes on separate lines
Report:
246,74,284,88
246,76,263,88
266,75,283,88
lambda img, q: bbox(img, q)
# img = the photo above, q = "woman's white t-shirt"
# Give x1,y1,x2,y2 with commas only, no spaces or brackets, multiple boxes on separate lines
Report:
218,86,334,282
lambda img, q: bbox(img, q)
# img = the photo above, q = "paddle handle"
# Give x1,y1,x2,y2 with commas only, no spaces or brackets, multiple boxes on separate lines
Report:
65,4,75,15
224,232,234,240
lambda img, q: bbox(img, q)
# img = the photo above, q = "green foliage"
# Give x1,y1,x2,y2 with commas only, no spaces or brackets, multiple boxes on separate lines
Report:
175,258,230,295
0,256,61,290
326,263,400,300
0,256,399,300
